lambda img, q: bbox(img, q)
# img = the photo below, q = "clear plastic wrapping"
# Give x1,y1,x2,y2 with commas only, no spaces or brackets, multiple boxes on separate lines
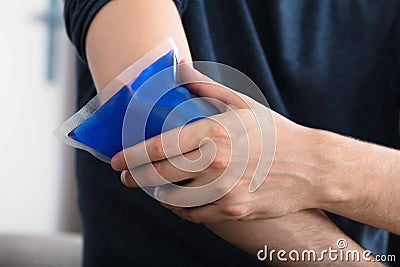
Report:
54,38,219,163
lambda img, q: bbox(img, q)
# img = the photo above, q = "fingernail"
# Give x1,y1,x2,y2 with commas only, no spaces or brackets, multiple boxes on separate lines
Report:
154,186,164,200
120,170,128,185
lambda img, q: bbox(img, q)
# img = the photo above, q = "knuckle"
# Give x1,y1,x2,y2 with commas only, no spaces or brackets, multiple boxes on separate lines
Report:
150,138,165,159
210,154,230,169
222,204,247,218
208,123,227,139
237,108,253,117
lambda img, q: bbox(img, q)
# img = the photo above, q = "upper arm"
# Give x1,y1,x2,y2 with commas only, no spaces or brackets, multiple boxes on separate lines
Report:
85,0,191,90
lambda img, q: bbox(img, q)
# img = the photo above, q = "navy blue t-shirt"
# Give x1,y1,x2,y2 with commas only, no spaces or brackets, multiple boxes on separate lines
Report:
64,0,400,266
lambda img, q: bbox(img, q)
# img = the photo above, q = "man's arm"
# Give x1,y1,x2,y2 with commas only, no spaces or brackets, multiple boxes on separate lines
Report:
208,209,380,266
83,1,374,265
112,63,400,236
315,129,400,234
86,0,191,91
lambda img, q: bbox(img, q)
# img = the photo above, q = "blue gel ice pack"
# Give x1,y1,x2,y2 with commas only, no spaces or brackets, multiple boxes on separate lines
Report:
68,51,219,159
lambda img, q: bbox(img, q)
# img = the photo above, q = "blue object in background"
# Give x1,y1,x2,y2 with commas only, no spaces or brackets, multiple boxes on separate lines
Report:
68,50,219,159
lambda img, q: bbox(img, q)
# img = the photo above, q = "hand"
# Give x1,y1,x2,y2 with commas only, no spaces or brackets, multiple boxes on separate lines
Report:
111,63,330,223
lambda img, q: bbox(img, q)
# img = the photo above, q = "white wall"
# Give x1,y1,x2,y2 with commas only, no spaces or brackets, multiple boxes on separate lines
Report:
0,1,79,233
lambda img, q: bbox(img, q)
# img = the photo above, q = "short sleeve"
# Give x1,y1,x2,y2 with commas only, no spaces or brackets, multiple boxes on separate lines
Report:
63,0,188,63
173,0,188,16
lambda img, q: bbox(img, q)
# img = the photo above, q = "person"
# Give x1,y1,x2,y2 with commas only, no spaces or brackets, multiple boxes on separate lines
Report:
64,0,399,266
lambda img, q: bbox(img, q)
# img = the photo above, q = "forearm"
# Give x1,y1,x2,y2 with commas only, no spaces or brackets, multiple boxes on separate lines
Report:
206,209,381,266
314,129,400,234
86,0,191,91
83,0,397,259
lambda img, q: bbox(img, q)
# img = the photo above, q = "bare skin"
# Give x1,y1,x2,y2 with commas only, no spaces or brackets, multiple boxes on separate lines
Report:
114,69,400,236
86,0,387,265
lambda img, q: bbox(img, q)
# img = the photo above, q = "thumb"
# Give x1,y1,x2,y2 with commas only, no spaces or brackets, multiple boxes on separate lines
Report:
177,62,250,109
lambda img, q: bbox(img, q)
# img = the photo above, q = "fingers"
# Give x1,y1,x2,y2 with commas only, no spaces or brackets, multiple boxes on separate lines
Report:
177,62,250,109
159,200,222,224
121,149,207,188
111,117,217,171
120,170,139,187
154,182,213,207
174,205,227,224
121,163,192,188
111,63,256,172
161,203,248,224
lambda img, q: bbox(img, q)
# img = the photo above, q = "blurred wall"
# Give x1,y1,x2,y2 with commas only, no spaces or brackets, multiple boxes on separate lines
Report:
0,0,80,234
